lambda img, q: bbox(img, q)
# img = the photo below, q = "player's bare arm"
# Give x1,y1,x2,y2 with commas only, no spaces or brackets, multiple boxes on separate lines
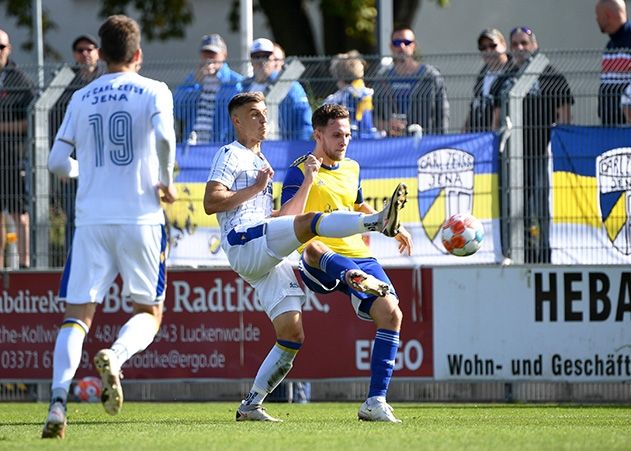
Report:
275,154,322,217
357,200,413,256
158,183,178,204
203,167,273,215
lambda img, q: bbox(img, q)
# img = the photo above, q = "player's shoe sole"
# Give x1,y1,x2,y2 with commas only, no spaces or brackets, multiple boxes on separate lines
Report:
346,269,389,297
381,183,408,237
236,406,283,422
41,401,66,439
94,349,123,416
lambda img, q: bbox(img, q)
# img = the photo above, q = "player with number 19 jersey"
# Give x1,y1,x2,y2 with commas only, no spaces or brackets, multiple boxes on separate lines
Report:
55,71,173,226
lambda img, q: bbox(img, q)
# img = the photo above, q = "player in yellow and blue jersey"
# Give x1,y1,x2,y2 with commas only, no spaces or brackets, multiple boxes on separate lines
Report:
281,104,413,422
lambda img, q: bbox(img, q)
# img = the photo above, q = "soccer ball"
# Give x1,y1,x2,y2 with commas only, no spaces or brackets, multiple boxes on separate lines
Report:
73,376,102,402
441,213,484,256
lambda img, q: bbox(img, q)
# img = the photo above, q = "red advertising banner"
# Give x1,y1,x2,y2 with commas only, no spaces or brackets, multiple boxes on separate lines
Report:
0,268,433,380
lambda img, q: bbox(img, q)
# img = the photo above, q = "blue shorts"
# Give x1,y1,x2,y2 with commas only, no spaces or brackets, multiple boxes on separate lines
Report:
299,256,397,321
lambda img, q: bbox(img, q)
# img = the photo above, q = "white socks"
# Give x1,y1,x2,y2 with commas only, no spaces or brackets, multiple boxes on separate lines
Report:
110,312,159,366
51,319,89,399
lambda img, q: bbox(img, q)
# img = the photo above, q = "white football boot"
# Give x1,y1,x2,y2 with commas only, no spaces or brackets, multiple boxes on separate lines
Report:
93,349,124,415
236,404,283,422
345,269,389,297
41,400,67,439
358,398,402,423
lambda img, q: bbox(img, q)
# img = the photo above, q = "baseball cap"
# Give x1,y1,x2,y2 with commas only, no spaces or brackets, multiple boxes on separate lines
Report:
72,34,98,51
200,34,227,54
250,38,274,55
477,28,505,45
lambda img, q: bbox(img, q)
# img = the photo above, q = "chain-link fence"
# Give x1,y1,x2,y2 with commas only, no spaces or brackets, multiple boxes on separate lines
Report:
1,48,628,269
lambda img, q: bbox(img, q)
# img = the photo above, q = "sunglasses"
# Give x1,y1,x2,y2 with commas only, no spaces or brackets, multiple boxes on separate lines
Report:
510,26,533,37
0,44,7,51
391,39,414,47
478,42,498,52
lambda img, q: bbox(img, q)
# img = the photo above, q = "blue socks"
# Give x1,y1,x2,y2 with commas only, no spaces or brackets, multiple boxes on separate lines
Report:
320,251,360,281
368,329,400,398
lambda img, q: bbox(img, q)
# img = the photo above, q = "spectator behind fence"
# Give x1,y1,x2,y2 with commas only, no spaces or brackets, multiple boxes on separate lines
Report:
596,0,631,125
0,29,35,269
174,34,243,145
324,51,380,139
240,38,312,140
463,29,516,132
51,34,104,259
622,83,631,122
272,42,286,72
375,27,449,136
507,26,574,263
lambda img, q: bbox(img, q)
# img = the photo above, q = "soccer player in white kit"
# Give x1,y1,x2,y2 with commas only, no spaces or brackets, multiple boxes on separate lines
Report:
42,15,177,439
203,92,408,421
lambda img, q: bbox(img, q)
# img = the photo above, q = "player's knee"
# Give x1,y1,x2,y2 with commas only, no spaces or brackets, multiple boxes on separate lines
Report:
294,212,318,242
373,298,402,330
132,303,163,327
302,241,324,267
278,329,305,345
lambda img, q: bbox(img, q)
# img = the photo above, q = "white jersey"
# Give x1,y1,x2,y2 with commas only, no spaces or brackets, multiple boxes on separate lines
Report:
55,71,173,226
207,140,273,236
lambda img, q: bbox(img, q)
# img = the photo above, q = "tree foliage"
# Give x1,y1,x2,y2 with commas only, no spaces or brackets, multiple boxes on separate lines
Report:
98,0,193,41
231,0,449,55
1,0,449,60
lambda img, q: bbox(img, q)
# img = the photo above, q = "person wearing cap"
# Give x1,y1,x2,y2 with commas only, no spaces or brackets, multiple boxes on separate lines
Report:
324,50,380,139
0,28,35,270
596,0,631,125
374,27,449,136
173,33,243,144
462,28,516,132
239,37,312,140
504,26,573,263
50,34,104,259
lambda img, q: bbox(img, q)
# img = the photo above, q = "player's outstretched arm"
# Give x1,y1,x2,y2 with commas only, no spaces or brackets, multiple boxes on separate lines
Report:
357,201,412,255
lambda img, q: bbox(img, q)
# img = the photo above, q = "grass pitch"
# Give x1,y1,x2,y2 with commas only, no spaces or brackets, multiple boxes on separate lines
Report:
1,402,630,450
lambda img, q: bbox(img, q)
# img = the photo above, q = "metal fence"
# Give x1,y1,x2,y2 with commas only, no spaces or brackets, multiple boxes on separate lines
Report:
0,48,626,269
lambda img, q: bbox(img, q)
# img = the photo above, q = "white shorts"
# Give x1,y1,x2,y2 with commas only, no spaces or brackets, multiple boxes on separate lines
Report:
60,224,167,305
223,216,304,317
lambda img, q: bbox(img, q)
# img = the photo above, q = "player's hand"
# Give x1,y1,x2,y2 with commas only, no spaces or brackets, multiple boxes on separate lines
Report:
303,155,321,183
158,183,178,204
255,166,274,190
395,225,413,256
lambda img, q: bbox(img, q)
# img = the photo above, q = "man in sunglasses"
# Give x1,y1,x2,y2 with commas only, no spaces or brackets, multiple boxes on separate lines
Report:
506,26,574,264
0,29,35,270
463,28,516,132
595,0,631,126
375,27,449,136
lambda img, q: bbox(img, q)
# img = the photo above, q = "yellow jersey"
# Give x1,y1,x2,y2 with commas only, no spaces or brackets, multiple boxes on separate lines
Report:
281,154,372,258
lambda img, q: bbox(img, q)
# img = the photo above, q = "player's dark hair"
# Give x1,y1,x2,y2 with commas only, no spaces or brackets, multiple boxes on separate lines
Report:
311,103,350,129
228,92,265,116
98,15,140,65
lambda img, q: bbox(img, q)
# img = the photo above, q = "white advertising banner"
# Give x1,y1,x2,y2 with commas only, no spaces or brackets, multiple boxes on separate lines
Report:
433,266,631,381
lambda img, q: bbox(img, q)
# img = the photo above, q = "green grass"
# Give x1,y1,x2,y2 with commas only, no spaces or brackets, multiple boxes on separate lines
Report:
1,402,631,450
